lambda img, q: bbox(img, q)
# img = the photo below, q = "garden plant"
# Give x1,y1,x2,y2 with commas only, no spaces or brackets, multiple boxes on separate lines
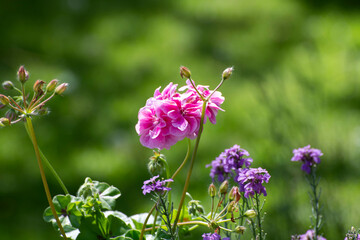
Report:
0,66,359,240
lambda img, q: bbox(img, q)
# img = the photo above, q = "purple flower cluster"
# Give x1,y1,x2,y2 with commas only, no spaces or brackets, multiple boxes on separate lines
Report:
345,234,360,240
202,233,229,240
141,175,173,195
294,230,326,240
237,167,271,198
207,145,253,182
291,145,323,174
136,80,224,150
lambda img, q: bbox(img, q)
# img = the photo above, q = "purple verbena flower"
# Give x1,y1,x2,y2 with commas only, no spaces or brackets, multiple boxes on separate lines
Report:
207,145,253,182
295,230,326,240
236,167,271,198
291,145,323,174
141,175,173,195
202,233,221,240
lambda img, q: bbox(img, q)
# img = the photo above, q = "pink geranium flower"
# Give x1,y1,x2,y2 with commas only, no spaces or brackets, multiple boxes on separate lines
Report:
136,81,225,150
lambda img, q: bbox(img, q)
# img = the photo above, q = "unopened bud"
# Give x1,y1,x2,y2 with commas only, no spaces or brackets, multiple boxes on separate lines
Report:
46,79,59,92
55,83,68,95
33,80,45,93
229,186,241,203
180,66,191,79
219,180,229,195
0,94,10,105
0,117,10,127
222,67,234,81
244,209,257,218
234,226,246,234
148,151,167,177
208,183,216,198
17,66,29,83
227,200,237,213
2,81,15,90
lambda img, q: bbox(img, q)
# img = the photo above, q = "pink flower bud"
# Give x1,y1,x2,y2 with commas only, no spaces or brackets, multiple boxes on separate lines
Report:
222,67,234,80
2,81,14,90
55,83,68,95
180,66,191,79
17,66,29,83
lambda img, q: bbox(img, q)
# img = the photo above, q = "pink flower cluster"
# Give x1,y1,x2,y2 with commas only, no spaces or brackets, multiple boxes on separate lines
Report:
136,80,225,150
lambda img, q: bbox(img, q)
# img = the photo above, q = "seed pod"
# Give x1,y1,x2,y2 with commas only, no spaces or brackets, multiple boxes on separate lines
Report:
234,226,246,234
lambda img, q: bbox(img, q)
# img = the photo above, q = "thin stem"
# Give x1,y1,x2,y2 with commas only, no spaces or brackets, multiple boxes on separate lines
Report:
144,220,209,232
255,193,263,240
31,92,55,111
210,197,214,220
308,168,321,240
24,124,69,195
188,78,205,101
207,79,224,100
172,100,207,232
25,117,67,239
139,140,192,240
21,84,27,109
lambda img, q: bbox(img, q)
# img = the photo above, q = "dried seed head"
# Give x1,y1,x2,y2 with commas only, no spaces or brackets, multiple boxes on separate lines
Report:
33,80,46,94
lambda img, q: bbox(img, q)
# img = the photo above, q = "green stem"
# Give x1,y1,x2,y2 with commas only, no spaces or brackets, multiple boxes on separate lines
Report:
25,117,67,239
139,140,191,240
172,100,207,232
255,193,263,240
308,168,321,240
24,124,69,195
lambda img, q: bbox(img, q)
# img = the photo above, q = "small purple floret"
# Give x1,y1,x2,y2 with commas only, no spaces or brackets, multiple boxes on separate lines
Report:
294,230,326,240
202,233,222,240
291,145,323,174
236,167,271,198
207,145,253,182
141,175,173,195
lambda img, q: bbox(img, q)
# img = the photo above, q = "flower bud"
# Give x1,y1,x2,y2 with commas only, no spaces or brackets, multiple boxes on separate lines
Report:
2,81,15,90
148,151,167,177
219,180,229,195
228,186,241,203
222,67,234,81
244,209,257,218
55,83,68,95
208,183,216,198
227,200,237,213
234,226,246,234
0,94,10,105
180,66,191,79
17,66,29,83
33,80,45,94
5,109,17,121
0,117,10,127
46,79,59,92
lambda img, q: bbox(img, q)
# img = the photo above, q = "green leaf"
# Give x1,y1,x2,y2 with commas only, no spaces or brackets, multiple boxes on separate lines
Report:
130,213,156,230
76,215,104,240
105,211,134,236
154,228,172,240
124,229,141,239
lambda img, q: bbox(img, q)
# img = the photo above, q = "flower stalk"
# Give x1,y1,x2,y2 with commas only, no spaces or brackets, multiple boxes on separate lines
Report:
25,117,67,239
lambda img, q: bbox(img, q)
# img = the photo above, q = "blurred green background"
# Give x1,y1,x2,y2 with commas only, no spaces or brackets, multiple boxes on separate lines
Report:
0,0,360,239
